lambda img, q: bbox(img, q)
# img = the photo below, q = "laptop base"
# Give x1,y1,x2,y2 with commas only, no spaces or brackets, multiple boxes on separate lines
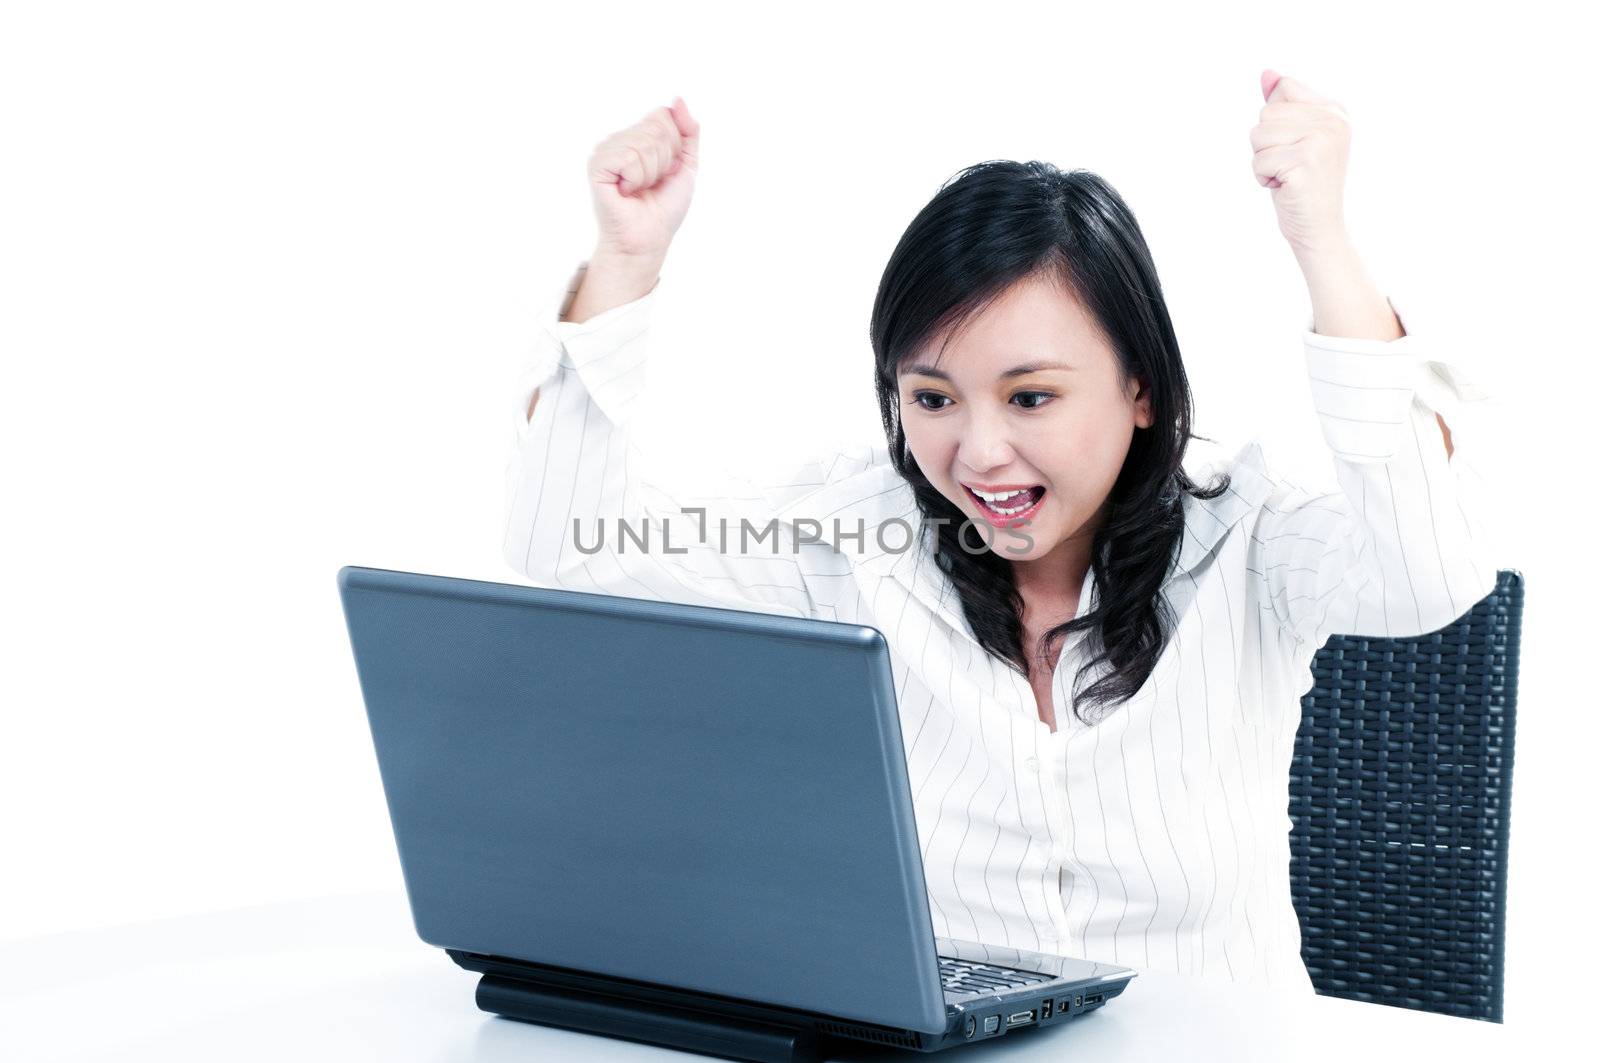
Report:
474,972,830,1062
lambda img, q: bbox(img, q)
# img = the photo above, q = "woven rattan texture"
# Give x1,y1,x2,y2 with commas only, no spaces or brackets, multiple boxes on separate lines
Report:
1288,570,1523,1022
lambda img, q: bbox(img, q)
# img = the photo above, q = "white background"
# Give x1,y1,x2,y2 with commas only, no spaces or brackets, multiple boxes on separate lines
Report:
2,0,1590,1036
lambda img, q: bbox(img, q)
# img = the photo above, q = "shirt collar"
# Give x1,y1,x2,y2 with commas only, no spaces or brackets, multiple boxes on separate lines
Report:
1168,438,1277,584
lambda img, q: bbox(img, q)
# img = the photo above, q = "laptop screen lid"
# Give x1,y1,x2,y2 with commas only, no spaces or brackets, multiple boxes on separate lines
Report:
337,565,949,1034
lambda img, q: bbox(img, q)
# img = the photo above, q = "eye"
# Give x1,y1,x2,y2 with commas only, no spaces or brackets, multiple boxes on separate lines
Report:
1011,391,1054,410
909,391,952,412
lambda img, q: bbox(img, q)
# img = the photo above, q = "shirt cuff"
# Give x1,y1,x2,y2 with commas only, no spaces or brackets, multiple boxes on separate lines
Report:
1302,293,1492,465
512,259,664,442
544,258,662,360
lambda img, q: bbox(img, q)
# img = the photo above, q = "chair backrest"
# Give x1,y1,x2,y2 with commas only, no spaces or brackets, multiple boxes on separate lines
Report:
1288,569,1523,1022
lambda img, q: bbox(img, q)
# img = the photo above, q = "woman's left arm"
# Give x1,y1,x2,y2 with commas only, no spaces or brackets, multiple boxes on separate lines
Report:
1247,71,1498,650
1252,69,1453,457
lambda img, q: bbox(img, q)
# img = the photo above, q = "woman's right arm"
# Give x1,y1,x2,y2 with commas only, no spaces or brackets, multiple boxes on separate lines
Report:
503,252,824,619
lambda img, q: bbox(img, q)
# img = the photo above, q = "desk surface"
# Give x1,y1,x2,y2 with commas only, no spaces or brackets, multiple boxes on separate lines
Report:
1,891,1517,1063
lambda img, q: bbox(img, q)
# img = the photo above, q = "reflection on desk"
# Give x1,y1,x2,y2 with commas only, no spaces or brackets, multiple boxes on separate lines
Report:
0,890,1515,1063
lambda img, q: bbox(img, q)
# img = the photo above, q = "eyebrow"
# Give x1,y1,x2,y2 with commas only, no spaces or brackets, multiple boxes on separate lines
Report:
900,360,1078,381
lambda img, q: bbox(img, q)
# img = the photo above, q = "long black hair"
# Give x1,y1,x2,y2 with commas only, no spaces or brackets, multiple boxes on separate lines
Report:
869,161,1231,725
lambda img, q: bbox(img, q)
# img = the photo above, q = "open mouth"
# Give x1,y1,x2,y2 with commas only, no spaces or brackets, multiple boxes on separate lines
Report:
964,485,1046,526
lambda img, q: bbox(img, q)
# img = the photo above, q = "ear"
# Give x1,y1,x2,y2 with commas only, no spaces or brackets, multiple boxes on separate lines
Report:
1130,373,1155,429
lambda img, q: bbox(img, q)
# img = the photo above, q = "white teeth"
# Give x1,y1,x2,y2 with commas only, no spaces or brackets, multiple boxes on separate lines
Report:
971,487,1032,503
968,486,1040,516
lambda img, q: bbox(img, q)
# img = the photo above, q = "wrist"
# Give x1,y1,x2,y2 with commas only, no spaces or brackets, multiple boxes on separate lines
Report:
563,248,665,324
590,244,667,282
1292,236,1399,341
1288,227,1357,266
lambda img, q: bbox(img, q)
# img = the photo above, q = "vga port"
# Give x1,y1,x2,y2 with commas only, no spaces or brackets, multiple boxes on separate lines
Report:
1006,1009,1036,1027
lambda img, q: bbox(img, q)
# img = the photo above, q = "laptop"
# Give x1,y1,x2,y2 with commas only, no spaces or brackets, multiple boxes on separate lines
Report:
336,565,1136,1060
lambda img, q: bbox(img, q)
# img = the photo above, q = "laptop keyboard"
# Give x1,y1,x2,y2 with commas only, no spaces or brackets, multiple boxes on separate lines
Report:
938,956,1052,997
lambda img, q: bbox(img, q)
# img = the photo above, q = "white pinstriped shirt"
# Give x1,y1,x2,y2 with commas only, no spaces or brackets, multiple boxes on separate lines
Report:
502,260,1499,993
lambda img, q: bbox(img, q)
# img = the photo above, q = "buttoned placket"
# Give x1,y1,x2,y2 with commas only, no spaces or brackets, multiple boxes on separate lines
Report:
862,510,1099,948
1032,567,1099,947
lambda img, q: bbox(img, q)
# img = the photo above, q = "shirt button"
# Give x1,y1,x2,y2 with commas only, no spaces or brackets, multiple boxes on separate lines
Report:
1024,756,1039,773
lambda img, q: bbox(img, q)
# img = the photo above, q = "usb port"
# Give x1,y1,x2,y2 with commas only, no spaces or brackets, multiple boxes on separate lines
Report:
1006,1010,1036,1027
1083,993,1104,1006
1040,999,1053,1019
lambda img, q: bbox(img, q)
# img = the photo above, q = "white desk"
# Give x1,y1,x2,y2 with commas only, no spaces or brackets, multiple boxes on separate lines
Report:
1,891,1517,1062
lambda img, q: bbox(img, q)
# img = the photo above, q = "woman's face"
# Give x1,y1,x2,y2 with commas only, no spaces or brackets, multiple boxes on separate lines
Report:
897,272,1154,574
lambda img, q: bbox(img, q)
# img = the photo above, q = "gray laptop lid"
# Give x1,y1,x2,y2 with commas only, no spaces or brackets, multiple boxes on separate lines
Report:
337,566,949,1034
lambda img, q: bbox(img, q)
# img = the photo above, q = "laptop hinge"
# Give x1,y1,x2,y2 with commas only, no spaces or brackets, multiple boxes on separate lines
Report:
448,949,897,1061
475,973,829,1063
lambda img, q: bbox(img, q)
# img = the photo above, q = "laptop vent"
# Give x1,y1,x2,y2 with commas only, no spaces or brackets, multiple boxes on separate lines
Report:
814,1020,919,1048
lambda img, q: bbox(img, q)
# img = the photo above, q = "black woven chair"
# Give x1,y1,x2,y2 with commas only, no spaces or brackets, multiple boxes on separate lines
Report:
1287,569,1524,1022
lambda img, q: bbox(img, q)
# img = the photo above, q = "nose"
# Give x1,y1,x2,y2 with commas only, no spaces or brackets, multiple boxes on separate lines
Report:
957,405,1017,478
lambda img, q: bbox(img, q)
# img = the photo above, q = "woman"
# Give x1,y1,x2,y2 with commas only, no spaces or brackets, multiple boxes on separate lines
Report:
502,74,1497,991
